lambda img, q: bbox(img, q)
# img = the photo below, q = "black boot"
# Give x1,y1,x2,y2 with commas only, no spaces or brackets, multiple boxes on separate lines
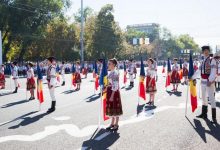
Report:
211,108,217,124
196,105,208,119
13,87,18,93
47,101,56,113
62,81,65,86
131,82,134,87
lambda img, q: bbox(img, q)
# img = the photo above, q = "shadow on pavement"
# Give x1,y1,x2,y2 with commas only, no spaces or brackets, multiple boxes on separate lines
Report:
86,95,100,103
0,91,13,96
1,99,29,108
62,90,77,94
82,128,120,150
0,111,38,127
8,112,49,129
166,91,182,97
125,86,133,91
186,116,220,143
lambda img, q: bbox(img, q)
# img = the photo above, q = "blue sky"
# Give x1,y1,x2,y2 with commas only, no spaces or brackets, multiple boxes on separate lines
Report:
68,0,220,49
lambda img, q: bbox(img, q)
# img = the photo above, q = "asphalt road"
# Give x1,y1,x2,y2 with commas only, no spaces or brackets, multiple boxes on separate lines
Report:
0,66,219,150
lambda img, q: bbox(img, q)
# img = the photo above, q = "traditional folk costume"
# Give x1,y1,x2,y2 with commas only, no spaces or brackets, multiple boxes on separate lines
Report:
60,64,65,86
215,58,220,89
0,66,5,89
153,60,158,81
106,69,123,117
26,67,36,91
12,64,19,93
193,60,199,72
183,61,188,84
82,63,88,78
128,62,135,87
146,65,157,94
197,46,217,124
75,64,82,84
47,63,57,113
171,63,181,84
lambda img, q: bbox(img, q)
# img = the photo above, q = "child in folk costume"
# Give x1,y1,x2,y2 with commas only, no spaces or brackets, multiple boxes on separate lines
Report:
171,58,181,92
12,61,19,93
128,59,135,87
0,64,6,89
75,61,82,90
82,62,88,78
26,62,36,100
46,57,57,113
197,46,217,124
183,58,189,84
146,58,157,106
60,61,65,86
106,58,123,132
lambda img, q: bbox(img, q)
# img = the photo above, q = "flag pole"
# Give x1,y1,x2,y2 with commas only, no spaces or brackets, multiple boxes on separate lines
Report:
185,80,189,116
98,85,103,129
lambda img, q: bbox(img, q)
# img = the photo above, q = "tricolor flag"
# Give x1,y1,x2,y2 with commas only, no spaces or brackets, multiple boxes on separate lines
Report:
179,59,183,80
188,53,197,112
123,61,127,84
94,61,99,91
99,60,109,121
37,62,44,103
71,64,76,87
165,58,171,87
139,58,146,101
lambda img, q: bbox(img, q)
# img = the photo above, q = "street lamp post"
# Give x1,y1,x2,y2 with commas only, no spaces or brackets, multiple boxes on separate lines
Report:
80,0,84,64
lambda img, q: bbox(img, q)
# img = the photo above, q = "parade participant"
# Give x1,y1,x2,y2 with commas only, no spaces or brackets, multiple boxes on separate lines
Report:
128,59,135,87
193,58,199,72
197,46,217,124
183,58,188,84
97,59,103,76
0,64,5,89
154,57,158,81
46,57,57,113
12,61,19,93
82,62,88,78
146,58,157,106
75,61,82,90
133,60,137,79
26,62,36,100
60,61,65,86
106,58,123,131
171,58,180,91
215,55,220,89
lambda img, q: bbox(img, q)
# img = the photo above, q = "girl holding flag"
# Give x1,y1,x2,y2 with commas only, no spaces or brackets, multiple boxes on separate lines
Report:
106,58,123,132
26,62,36,100
171,58,181,92
146,58,157,106
75,61,82,90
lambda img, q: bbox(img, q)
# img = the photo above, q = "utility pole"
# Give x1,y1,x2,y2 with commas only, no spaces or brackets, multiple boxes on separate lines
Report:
80,0,84,64
0,31,2,64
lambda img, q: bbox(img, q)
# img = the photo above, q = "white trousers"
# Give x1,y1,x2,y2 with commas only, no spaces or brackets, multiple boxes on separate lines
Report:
14,79,18,88
129,73,134,82
201,79,216,108
49,86,56,102
61,74,65,82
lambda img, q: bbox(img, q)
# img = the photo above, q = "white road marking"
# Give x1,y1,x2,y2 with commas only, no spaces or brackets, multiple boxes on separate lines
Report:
52,116,71,121
0,103,190,143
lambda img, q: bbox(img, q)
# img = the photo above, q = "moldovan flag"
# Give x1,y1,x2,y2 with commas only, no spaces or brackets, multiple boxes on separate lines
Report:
139,58,146,101
94,61,99,90
71,64,76,87
123,61,127,84
188,53,198,112
37,62,44,103
99,60,109,121
179,59,183,80
165,58,171,87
